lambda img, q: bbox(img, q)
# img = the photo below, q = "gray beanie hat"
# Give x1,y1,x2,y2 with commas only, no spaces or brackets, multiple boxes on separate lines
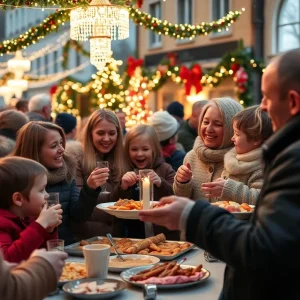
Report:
198,97,243,149
148,111,179,142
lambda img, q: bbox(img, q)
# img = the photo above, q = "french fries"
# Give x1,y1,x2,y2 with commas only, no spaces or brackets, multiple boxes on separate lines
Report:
107,199,164,211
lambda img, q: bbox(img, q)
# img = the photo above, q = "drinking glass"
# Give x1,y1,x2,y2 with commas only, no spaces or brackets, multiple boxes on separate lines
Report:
133,168,140,191
47,192,59,207
47,239,64,252
96,161,110,194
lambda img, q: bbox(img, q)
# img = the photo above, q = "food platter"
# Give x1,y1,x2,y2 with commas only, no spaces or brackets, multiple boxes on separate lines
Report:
212,201,255,220
58,262,87,287
64,236,195,261
62,278,126,299
108,254,160,273
96,201,160,220
120,264,210,289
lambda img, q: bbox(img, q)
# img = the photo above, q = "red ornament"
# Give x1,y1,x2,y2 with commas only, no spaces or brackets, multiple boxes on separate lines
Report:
167,53,178,66
137,0,143,8
49,85,58,96
234,67,248,85
25,1,30,5
153,23,157,28
230,63,240,74
179,64,203,95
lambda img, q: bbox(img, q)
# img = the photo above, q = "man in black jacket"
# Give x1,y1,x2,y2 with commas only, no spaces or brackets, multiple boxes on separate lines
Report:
139,49,300,300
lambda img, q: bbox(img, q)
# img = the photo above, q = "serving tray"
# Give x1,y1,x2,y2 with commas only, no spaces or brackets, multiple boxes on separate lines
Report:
65,236,195,261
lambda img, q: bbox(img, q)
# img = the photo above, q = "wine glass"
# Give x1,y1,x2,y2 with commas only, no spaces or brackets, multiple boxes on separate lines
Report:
96,161,111,194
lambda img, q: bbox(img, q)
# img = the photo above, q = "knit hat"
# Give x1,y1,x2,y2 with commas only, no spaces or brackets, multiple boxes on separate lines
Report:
198,97,243,149
55,113,77,134
166,101,184,119
148,111,179,142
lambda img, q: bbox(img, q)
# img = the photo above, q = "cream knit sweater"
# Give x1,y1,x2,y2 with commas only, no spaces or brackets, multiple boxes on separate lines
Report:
221,147,263,205
173,137,231,201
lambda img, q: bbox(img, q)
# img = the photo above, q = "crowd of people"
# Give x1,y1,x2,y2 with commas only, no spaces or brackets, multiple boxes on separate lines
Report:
0,49,299,300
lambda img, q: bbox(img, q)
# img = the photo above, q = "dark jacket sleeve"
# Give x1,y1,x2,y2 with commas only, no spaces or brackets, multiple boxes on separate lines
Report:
186,146,300,274
69,180,100,221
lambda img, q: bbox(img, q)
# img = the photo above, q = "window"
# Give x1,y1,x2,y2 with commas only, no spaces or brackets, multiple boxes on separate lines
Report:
177,0,192,24
44,55,48,75
53,50,58,73
76,52,81,67
36,57,41,75
211,0,229,20
149,1,162,48
277,0,300,52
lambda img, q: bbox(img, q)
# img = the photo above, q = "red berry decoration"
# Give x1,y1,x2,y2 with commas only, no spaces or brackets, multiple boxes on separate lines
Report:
153,23,157,28
25,1,30,5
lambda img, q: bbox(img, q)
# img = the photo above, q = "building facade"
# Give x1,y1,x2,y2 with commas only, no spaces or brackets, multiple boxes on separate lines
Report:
137,0,299,116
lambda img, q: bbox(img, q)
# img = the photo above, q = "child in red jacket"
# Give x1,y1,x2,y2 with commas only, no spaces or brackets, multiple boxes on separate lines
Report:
0,157,63,263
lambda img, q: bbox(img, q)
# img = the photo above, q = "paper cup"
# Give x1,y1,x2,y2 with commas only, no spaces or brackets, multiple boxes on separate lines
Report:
82,244,110,279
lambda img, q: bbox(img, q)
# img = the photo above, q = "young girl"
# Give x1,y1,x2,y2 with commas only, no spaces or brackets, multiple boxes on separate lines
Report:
74,109,125,239
12,122,101,245
201,106,273,204
174,97,243,201
0,157,62,262
115,124,177,239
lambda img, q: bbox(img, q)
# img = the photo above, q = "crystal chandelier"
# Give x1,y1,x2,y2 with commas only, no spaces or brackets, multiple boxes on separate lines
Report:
90,36,112,71
70,0,129,41
7,79,28,98
70,0,129,71
7,51,31,80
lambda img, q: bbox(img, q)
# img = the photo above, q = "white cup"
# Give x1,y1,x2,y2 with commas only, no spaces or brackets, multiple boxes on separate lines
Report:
82,244,110,279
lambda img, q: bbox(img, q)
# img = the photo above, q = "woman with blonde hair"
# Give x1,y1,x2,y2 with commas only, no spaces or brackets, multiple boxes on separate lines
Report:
74,109,125,239
12,121,101,245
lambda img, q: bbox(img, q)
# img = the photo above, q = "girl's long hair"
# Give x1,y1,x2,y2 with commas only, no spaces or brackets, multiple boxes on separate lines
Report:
79,109,125,180
124,124,161,171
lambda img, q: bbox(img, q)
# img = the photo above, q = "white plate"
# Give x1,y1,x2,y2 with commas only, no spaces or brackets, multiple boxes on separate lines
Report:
120,264,210,289
232,205,255,220
109,254,160,273
62,278,126,299
97,201,159,220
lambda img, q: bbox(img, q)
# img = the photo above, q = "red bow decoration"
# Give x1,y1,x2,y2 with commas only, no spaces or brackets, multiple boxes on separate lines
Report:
179,64,202,95
137,0,143,7
127,56,144,77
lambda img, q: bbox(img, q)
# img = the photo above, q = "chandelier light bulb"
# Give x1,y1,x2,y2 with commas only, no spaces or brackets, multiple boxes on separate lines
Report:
7,51,31,80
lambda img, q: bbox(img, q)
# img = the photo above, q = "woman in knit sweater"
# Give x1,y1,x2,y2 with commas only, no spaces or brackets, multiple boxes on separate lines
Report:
12,122,101,245
173,97,243,201
201,106,273,205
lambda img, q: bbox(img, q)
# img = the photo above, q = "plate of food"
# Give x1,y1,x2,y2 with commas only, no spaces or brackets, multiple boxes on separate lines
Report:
58,262,87,287
62,278,126,299
65,233,195,260
120,262,210,289
109,254,160,273
97,199,162,219
212,201,255,220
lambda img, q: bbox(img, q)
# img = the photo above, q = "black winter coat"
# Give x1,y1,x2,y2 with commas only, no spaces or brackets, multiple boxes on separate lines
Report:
47,181,99,245
185,114,300,300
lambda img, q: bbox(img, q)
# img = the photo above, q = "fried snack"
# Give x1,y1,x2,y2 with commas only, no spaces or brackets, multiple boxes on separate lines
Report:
130,262,203,281
124,234,166,254
149,243,161,252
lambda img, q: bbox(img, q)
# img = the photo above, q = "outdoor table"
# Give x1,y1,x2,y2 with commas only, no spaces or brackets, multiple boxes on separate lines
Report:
45,247,225,300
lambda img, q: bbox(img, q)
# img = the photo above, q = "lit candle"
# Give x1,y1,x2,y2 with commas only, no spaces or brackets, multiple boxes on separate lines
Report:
142,177,150,209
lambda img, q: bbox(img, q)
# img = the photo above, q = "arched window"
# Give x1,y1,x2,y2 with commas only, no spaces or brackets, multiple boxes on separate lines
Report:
277,0,300,52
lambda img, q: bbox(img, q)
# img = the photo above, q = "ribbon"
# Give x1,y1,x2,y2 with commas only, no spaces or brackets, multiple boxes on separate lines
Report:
179,64,202,95
127,56,144,77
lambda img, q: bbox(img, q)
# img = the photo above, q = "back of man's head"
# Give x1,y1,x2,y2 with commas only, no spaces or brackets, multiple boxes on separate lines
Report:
276,49,300,100
28,94,51,112
15,100,29,113
166,101,184,121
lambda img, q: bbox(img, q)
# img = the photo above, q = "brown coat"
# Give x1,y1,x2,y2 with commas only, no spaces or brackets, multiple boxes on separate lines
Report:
0,252,57,300
73,157,119,240
113,158,178,240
